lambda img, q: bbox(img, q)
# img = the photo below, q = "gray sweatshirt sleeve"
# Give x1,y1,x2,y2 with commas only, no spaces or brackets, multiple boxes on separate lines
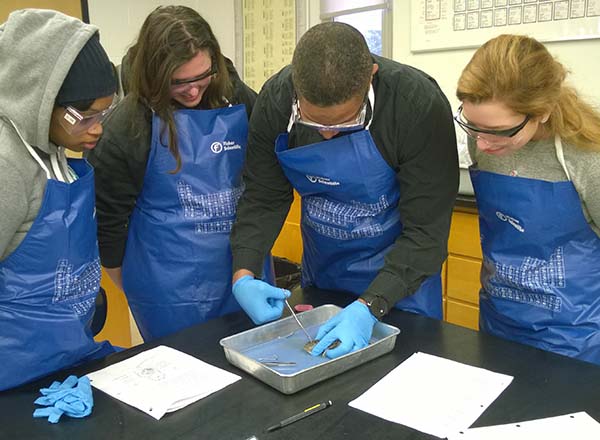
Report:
566,145,600,235
0,157,28,259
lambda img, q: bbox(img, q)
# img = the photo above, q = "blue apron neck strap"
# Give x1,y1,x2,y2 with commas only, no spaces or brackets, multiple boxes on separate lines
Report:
286,83,376,133
554,134,571,181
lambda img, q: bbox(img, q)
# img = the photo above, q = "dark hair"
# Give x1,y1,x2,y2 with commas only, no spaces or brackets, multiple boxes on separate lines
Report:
127,5,233,172
292,22,372,106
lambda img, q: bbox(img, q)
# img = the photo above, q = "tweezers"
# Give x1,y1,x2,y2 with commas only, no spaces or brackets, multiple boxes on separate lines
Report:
285,299,313,342
261,361,297,367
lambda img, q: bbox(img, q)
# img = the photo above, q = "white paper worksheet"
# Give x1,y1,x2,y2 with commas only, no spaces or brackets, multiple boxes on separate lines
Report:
447,412,600,440
349,352,513,438
87,345,241,420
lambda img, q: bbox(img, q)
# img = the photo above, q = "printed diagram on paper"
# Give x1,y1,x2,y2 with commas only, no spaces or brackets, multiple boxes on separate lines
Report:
87,346,241,420
411,0,600,52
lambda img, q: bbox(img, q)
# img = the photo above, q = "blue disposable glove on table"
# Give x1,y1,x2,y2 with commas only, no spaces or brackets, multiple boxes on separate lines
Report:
33,375,93,423
311,300,378,359
232,275,290,324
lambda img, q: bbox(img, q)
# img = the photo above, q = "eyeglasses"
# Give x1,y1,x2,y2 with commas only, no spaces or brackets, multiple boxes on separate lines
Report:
60,96,118,135
170,65,217,94
291,97,367,132
454,104,530,142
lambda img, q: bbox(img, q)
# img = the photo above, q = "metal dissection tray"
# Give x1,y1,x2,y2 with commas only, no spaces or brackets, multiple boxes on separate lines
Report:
220,304,400,394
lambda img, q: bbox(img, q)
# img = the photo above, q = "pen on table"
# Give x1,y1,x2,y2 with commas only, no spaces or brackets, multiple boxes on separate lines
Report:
266,400,333,432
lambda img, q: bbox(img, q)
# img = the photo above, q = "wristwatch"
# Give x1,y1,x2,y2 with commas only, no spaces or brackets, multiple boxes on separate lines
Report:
360,294,389,319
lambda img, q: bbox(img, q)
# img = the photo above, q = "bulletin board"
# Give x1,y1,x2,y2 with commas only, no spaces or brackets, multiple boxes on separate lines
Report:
410,0,600,52
234,0,307,92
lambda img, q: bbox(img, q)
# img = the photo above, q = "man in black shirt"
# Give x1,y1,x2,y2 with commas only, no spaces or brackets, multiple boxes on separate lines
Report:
230,22,458,358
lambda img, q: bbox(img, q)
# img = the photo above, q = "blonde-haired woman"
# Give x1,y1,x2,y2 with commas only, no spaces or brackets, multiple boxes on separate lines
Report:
456,34,600,365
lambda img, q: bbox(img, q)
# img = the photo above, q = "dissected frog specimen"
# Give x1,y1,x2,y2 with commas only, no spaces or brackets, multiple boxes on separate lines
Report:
303,339,341,356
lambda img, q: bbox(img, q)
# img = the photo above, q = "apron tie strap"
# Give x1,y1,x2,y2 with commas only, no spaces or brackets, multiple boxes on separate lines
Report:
554,134,571,181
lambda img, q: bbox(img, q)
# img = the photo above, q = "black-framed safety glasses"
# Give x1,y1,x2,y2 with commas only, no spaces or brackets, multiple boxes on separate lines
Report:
454,104,530,139
170,63,218,94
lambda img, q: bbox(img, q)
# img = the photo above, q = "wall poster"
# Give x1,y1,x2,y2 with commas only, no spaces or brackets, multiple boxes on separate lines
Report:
411,0,600,52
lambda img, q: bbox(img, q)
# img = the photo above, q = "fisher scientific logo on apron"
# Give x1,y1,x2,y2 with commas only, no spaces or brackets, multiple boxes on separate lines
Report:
305,174,340,186
210,140,242,154
495,210,525,233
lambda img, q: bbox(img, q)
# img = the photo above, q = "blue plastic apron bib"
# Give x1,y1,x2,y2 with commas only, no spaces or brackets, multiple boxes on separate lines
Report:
275,87,442,319
122,105,273,341
470,136,600,364
0,128,114,391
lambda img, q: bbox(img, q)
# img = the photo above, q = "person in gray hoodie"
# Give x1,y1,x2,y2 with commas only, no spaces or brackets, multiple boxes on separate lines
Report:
0,9,117,390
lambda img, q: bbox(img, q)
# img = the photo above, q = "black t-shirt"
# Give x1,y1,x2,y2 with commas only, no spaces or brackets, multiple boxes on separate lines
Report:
230,55,459,306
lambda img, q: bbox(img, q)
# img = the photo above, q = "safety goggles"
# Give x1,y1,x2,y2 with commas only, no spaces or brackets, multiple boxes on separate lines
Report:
60,96,118,135
170,65,217,94
291,97,367,132
454,104,530,142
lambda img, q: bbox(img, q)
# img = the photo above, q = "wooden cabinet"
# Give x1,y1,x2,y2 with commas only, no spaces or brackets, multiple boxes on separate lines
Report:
1,1,83,22
443,208,482,331
272,191,303,263
94,269,133,348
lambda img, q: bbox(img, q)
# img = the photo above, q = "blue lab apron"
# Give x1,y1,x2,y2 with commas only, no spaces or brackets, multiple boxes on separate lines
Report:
274,88,442,319
470,136,600,364
122,105,273,341
0,143,114,391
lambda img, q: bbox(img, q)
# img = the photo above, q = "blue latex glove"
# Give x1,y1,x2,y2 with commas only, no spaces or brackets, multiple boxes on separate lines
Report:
311,300,377,359
232,275,290,324
34,375,79,405
33,376,93,423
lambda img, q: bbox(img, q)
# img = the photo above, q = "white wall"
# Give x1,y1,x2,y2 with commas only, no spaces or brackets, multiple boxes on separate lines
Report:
88,0,236,66
89,0,600,109
392,1,600,114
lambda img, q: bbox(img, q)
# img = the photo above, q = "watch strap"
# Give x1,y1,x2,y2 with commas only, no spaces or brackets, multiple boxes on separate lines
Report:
360,293,389,319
